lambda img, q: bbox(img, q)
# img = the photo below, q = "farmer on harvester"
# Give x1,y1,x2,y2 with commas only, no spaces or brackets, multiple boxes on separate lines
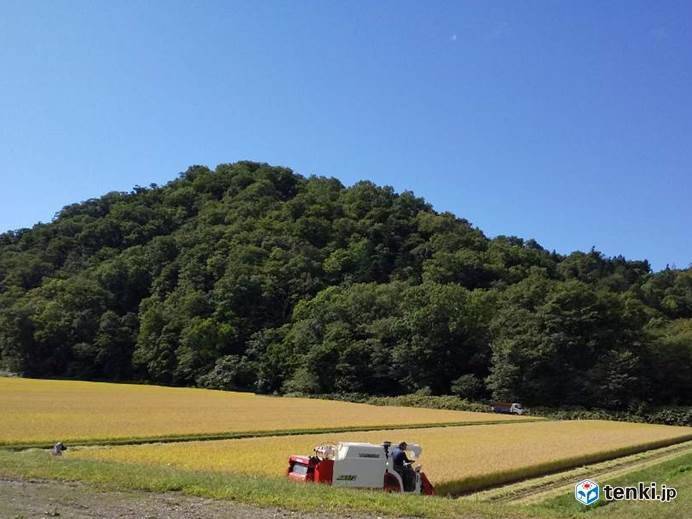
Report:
391,441,415,491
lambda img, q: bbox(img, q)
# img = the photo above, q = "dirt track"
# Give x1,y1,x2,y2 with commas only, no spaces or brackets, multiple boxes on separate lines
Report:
0,478,384,519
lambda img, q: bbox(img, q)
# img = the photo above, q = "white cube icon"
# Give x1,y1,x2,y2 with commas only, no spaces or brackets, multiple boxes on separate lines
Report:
575,479,600,505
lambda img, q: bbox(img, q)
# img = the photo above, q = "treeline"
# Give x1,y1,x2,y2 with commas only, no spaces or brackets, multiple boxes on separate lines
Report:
0,162,690,410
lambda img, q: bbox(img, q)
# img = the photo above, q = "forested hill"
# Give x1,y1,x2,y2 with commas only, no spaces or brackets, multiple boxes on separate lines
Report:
1,162,690,409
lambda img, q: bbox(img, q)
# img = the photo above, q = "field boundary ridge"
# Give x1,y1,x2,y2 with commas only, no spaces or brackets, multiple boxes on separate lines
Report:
0,417,544,451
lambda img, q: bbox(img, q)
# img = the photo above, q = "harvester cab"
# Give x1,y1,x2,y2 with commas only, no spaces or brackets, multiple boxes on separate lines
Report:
287,441,435,495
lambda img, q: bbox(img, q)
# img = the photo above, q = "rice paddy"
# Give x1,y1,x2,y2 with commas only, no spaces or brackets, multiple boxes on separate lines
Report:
70,420,692,495
4,377,691,497
0,377,526,445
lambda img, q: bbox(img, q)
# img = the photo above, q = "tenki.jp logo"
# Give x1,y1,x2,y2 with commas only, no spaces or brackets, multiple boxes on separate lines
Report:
575,479,600,505
575,479,678,505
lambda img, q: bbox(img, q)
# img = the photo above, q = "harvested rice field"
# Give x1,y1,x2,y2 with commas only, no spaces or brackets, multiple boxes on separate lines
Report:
71,420,692,495
0,378,528,445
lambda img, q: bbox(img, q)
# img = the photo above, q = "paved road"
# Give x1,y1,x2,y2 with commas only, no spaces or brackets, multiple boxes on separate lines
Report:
0,478,385,519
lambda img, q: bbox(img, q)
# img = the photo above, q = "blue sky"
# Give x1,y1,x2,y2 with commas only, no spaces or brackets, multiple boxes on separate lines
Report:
1,1,690,270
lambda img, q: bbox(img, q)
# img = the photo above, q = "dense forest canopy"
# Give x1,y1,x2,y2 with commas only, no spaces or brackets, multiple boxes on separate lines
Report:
1,162,690,409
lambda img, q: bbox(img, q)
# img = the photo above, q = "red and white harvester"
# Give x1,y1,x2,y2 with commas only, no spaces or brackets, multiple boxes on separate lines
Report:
287,441,435,495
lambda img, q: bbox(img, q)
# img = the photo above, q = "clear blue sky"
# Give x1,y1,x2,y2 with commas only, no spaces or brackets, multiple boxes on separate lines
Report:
1,1,690,270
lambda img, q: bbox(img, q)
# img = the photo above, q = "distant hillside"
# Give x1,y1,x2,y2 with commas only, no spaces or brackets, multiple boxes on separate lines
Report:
0,162,690,408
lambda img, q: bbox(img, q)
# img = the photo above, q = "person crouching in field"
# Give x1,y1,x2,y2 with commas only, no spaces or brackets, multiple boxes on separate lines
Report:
51,442,67,456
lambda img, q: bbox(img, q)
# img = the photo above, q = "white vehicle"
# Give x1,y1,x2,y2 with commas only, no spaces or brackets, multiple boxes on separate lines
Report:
287,441,435,495
491,402,526,415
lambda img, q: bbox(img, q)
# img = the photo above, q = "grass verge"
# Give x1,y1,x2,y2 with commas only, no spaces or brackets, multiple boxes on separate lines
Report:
528,451,692,518
0,449,526,519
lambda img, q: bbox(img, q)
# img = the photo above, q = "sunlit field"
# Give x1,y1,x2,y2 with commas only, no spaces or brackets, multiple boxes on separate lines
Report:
0,377,526,445
71,420,692,494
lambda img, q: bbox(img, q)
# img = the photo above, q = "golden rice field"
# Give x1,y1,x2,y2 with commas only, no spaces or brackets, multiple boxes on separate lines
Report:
71,420,692,494
0,377,525,445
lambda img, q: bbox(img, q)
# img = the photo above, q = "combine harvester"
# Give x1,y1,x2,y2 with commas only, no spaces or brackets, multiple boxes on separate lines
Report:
288,441,435,495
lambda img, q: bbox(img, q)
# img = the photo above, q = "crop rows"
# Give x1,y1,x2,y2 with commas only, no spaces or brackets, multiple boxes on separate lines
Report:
0,378,527,446
71,420,692,495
